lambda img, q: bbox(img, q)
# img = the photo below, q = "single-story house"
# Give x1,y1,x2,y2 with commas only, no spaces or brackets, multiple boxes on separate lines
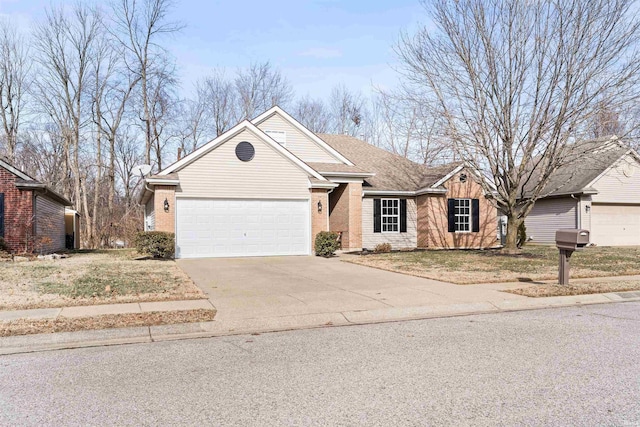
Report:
140,106,498,258
0,158,73,253
525,137,640,246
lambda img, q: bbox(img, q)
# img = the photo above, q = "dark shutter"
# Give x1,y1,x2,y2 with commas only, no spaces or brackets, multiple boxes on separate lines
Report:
447,198,455,233
400,199,407,233
472,199,480,232
373,199,381,233
0,193,4,237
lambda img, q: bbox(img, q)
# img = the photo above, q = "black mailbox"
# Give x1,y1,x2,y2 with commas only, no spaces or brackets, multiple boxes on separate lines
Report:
555,229,590,251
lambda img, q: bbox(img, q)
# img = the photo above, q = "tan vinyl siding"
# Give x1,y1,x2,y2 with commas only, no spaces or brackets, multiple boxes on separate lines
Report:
177,128,311,199
35,195,65,253
525,197,577,244
362,197,417,249
591,153,640,203
145,198,155,231
256,113,340,163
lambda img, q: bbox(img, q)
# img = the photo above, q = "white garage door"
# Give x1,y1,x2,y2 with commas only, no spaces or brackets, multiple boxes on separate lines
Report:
591,204,640,246
176,199,310,258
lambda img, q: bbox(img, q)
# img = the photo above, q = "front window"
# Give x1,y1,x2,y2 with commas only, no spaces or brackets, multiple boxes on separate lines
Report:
382,198,399,233
454,198,471,232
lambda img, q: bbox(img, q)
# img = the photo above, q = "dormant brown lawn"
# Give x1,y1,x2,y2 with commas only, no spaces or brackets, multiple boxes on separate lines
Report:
0,249,206,311
346,245,640,285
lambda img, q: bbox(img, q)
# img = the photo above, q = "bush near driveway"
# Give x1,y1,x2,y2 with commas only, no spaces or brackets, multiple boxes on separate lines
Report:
135,231,175,259
315,231,340,257
346,245,640,284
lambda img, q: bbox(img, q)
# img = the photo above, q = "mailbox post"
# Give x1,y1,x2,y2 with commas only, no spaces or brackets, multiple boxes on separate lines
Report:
555,229,590,285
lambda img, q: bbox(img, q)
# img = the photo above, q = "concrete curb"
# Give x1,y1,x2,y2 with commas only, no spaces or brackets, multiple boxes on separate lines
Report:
2,291,639,356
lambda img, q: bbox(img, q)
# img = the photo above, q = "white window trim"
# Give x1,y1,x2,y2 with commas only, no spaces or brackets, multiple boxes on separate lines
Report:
453,198,472,233
381,198,400,234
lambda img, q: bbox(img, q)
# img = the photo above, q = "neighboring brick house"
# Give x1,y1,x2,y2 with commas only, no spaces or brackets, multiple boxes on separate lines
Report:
140,106,499,259
0,159,72,253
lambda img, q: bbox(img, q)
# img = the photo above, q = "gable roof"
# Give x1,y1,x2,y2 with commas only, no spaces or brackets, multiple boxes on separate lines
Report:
251,106,354,166
529,137,632,198
0,158,71,206
159,120,326,181
317,133,462,192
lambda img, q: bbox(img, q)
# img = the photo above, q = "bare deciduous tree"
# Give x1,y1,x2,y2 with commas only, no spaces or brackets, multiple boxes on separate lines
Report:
33,4,102,247
0,21,31,163
110,0,182,168
397,0,640,251
329,83,367,137
235,61,293,120
293,95,331,133
196,70,239,137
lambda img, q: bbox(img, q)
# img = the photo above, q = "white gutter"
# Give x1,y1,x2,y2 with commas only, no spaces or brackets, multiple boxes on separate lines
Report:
145,178,180,185
319,171,376,178
363,188,448,197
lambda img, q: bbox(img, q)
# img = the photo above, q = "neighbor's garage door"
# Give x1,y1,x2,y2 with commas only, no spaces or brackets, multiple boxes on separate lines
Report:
590,204,640,246
176,199,310,258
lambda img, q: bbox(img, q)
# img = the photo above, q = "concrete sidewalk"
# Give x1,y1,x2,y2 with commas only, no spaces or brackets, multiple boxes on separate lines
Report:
0,299,215,323
2,287,639,356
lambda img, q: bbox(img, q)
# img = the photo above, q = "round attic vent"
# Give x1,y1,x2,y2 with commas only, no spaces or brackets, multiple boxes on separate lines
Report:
459,173,468,183
235,141,255,162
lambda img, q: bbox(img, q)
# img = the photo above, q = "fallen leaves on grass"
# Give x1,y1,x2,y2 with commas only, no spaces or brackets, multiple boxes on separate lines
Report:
506,281,640,298
0,309,216,337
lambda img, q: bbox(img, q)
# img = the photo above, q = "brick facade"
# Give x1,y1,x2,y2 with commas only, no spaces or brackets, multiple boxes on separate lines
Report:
329,182,362,250
310,188,329,252
153,185,176,233
0,167,34,253
417,169,498,249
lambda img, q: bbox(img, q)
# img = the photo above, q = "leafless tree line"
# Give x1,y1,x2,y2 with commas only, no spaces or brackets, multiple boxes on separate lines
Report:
0,0,452,249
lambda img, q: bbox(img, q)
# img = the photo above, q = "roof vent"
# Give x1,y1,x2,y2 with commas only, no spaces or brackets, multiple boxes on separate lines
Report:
235,141,255,162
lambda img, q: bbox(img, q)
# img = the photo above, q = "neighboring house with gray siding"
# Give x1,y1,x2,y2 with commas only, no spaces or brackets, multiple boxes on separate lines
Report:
525,137,640,246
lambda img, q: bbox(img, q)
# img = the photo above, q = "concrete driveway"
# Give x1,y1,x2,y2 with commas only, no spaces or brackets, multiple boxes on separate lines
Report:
177,256,524,324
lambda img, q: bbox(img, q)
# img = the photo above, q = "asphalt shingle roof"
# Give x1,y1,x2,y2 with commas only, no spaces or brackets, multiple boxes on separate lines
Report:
527,137,629,197
318,133,461,192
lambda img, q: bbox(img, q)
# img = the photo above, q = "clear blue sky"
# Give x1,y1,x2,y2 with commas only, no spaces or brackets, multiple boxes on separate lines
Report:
0,0,426,100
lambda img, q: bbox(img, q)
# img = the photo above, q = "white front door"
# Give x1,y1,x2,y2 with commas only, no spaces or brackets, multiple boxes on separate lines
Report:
176,198,310,258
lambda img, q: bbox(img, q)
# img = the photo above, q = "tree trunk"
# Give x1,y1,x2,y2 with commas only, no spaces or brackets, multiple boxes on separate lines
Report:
503,214,523,254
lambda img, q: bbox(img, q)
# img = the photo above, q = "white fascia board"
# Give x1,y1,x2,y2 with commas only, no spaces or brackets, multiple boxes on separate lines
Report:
159,120,326,181
146,178,180,185
251,106,355,166
319,171,376,178
363,190,417,196
415,188,448,195
309,180,339,189
584,148,639,189
430,164,465,188
0,158,34,181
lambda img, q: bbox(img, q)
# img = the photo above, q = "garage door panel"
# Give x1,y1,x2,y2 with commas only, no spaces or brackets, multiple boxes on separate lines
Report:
176,198,310,258
591,204,640,246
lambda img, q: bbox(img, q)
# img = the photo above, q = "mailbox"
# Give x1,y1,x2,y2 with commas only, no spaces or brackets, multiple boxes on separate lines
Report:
555,229,590,251
555,229,590,285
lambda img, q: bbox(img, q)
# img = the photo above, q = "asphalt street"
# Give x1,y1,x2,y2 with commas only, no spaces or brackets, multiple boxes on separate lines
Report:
1,302,639,426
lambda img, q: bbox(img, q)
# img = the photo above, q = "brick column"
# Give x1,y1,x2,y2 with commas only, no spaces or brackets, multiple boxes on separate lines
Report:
346,182,362,250
310,188,329,253
153,185,176,234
